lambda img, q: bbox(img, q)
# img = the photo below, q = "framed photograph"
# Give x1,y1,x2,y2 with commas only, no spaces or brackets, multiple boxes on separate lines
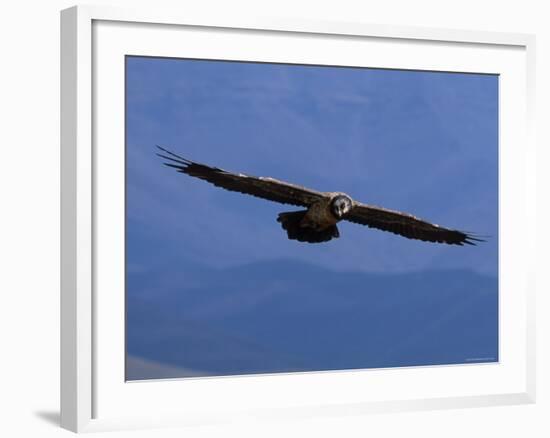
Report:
61,5,536,433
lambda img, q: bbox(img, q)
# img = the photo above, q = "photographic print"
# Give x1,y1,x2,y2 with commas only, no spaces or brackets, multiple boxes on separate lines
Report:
125,56,498,380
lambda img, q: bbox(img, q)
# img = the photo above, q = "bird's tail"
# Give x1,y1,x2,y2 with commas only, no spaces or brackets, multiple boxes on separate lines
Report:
277,211,339,243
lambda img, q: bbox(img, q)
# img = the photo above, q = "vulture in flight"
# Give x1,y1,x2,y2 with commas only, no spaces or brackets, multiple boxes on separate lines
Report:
156,146,484,245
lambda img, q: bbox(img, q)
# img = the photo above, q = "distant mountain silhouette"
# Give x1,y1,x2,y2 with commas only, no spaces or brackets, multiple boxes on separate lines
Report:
126,259,498,379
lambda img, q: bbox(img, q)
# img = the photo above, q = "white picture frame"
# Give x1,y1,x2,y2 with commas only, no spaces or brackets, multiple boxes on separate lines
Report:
60,4,536,433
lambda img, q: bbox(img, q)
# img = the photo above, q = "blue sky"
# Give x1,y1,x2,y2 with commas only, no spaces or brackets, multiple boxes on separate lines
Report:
125,56,499,379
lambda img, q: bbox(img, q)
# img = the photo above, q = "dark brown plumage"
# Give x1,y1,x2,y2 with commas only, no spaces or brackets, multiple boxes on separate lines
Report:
157,146,484,246
344,204,480,245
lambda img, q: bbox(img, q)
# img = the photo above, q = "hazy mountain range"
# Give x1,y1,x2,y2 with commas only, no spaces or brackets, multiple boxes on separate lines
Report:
127,259,498,380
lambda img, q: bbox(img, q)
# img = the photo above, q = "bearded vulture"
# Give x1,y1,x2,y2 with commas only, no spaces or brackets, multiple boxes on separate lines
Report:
156,146,483,245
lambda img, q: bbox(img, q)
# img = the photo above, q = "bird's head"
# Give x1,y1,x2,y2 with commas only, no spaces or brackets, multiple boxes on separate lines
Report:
330,194,353,219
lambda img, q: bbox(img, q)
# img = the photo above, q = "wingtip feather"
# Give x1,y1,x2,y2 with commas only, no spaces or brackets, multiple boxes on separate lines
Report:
155,145,193,165
462,232,487,246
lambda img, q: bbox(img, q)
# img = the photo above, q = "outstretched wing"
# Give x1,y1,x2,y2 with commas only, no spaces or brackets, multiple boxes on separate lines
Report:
344,202,484,246
156,146,325,207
